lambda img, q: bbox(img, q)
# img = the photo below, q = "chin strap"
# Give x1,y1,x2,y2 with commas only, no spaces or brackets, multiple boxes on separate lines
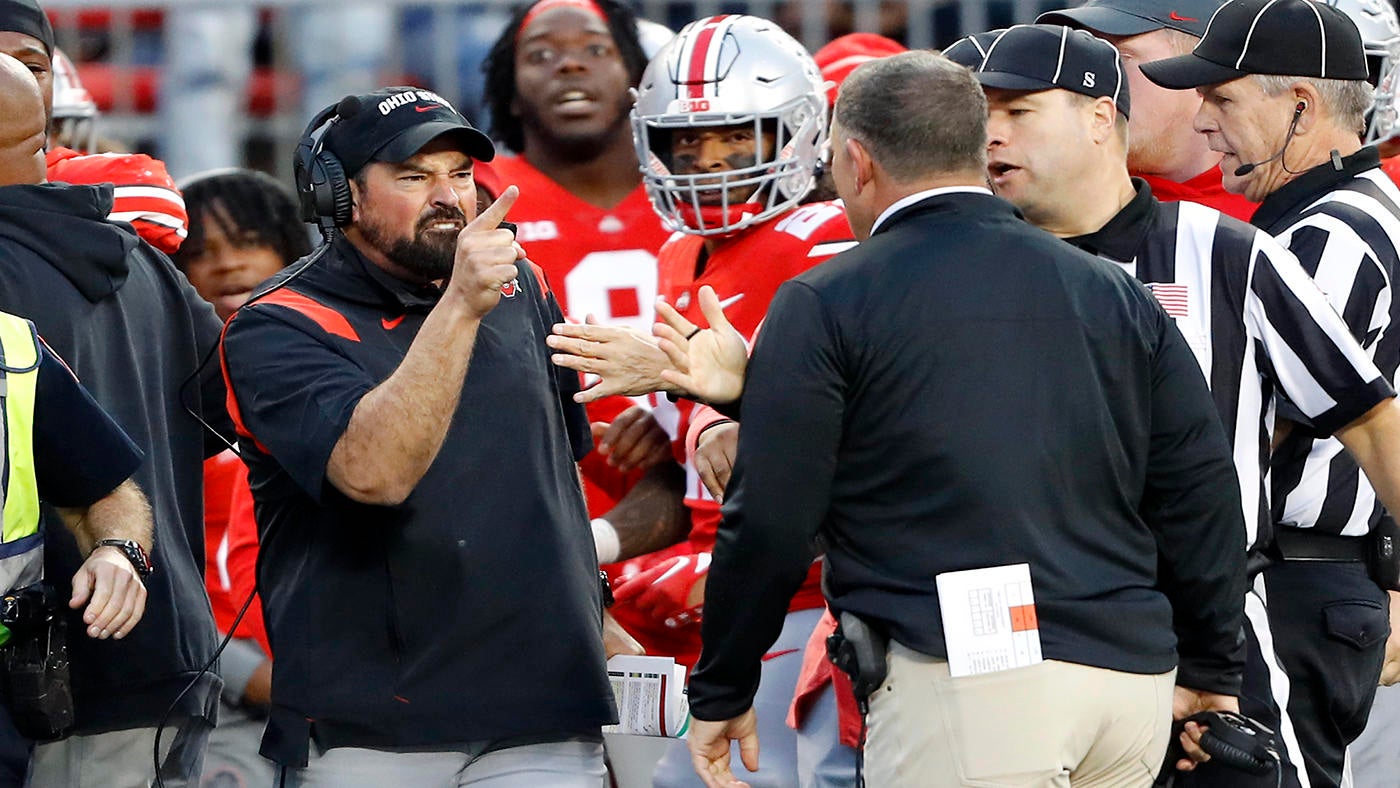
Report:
676,201,766,236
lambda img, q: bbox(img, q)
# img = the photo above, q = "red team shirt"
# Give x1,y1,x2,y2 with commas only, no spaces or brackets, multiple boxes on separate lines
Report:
1139,167,1258,223
475,156,675,513
609,200,856,667
46,147,189,255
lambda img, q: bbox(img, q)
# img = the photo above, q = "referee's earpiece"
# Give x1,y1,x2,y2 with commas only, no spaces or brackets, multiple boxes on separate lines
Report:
293,96,359,236
1294,100,1307,117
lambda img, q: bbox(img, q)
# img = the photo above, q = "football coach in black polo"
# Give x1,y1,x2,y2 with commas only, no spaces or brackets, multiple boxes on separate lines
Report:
684,50,1249,788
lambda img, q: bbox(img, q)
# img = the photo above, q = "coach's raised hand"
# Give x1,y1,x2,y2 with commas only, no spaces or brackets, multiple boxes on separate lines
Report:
452,185,524,319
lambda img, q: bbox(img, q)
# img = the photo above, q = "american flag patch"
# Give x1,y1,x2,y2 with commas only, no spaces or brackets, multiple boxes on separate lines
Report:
1146,282,1189,318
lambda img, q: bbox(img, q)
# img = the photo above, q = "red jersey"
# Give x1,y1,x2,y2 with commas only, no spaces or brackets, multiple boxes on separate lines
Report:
1138,167,1258,223
474,156,672,331
1381,155,1400,186
46,147,188,255
609,201,857,666
202,450,270,656
475,156,676,514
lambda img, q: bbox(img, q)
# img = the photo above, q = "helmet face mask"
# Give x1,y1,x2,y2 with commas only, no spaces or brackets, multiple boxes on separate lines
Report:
1328,0,1400,143
50,48,98,153
631,15,827,236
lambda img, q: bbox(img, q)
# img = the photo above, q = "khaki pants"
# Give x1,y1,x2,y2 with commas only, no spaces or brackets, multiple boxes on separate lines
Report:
864,643,1175,787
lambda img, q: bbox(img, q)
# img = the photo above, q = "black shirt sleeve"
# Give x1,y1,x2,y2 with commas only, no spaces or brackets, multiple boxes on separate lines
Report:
221,305,375,503
689,281,838,720
1140,309,1248,695
32,342,144,507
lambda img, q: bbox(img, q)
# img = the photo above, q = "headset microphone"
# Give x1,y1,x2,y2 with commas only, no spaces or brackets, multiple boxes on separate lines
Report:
1234,102,1306,177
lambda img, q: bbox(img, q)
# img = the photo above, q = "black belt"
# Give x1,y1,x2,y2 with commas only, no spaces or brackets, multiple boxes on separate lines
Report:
1274,528,1368,563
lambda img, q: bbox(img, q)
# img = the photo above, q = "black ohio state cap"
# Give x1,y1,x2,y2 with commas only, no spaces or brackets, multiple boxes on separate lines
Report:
323,87,495,176
971,25,1131,118
1141,0,1368,89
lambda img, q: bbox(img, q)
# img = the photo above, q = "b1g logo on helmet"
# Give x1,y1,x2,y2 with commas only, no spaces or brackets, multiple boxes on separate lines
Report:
378,89,455,116
679,99,711,112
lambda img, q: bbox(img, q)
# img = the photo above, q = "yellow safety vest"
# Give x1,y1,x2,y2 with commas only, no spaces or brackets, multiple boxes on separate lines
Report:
0,311,43,597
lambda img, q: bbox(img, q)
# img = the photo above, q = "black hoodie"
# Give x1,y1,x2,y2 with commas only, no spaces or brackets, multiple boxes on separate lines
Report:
0,182,232,732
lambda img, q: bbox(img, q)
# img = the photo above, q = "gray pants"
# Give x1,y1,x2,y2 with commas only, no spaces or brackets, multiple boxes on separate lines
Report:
201,703,275,788
653,607,822,788
1348,682,1400,788
276,739,605,788
28,719,212,788
795,681,859,788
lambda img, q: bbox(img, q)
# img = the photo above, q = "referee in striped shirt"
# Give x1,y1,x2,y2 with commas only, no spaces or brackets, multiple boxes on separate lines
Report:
1146,1,1400,786
956,21,1398,787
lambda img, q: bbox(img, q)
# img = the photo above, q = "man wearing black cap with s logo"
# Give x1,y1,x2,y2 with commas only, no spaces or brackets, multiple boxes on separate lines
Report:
1034,0,1263,221
220,89,616,784
1144,2,1400,786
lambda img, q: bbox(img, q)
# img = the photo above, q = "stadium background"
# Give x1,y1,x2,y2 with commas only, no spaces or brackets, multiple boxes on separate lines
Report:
38,0,1066,181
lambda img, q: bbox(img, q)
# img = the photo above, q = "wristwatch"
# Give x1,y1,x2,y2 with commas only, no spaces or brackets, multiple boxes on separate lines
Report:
93,539,153,580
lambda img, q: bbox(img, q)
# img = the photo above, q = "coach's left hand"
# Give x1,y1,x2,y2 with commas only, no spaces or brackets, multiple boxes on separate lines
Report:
689,709,757,788
71,547,147,640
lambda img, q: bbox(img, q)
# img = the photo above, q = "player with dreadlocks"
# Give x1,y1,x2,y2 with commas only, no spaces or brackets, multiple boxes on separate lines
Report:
478,0,689,570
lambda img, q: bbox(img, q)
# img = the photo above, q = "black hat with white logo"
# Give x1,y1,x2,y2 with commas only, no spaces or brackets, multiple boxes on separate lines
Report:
971,25,1131,118
322,86,495,176
1037,0,1224,39
1140,0,1368,89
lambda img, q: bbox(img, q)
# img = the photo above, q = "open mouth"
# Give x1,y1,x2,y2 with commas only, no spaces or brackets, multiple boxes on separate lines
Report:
554,89,598,114
420,219,464,235
987,162,1020,183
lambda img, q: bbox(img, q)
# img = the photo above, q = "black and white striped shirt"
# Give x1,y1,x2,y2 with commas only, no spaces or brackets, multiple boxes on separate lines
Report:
1255,148,1400,537
1067,180,1390,558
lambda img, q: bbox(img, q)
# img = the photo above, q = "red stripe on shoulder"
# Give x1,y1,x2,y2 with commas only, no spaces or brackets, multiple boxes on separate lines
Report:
218,321,271,456
256,290,361,343
527,261,551,298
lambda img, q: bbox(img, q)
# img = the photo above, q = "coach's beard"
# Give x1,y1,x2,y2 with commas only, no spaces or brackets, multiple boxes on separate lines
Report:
363,208,465,282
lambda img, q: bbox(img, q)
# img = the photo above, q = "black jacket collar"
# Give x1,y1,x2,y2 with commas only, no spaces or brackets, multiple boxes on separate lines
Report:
872,190,1019,238
1251,146,1381,231
1063,178,1157,263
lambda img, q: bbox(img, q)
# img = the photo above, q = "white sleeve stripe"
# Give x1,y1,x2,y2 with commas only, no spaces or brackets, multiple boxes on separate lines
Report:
809,241,858,257
111,185,187,208
108,211,186,231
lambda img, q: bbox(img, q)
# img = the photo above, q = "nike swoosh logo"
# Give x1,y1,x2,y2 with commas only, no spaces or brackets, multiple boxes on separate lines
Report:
1168,11,1197,21
415,104,438,112
382,314,405,330
761,648,800,662
717,293,744,309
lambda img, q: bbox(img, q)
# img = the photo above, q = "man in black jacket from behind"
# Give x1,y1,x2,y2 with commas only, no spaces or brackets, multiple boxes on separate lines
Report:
0,54,229,786
686,51,1249,788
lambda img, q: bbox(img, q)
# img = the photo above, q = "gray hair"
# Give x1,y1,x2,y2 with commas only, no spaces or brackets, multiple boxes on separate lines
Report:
1252,74,1373,136
834,50,988,181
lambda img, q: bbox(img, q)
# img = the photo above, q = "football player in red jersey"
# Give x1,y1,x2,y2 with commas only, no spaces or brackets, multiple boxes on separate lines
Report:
477,0,688,553
550,15,856,787
37,46,189,255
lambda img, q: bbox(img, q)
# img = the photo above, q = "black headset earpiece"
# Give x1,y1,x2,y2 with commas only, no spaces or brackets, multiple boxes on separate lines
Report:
293,96,359,236
1295,100,1307,116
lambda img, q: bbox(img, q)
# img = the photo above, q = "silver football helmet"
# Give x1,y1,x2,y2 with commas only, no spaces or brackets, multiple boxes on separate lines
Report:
631,14,827,236
51,48,99,153
1328,0,1400,142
